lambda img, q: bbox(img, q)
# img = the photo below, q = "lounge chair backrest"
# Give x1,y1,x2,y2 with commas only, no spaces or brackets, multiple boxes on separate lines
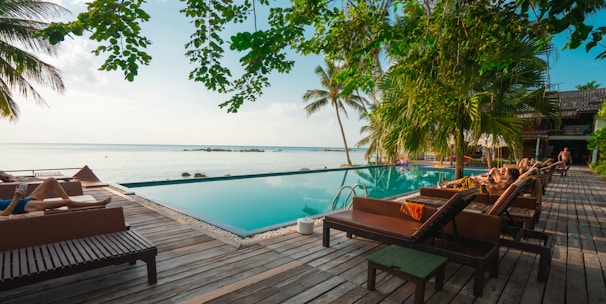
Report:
0,207,126,251
412,188,478,242
520,167,538,179
485,177,529,216
72,165,107,187
0,181,83,199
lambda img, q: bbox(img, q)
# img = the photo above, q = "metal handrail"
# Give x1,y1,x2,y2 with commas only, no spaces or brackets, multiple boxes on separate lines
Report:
2,167,81,177
330,183,368,211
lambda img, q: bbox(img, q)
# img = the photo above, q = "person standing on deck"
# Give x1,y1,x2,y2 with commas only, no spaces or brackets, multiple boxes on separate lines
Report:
558,147,572,167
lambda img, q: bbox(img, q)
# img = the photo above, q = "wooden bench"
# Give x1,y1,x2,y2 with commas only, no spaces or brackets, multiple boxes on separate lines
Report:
0,207,157,291
367,245,447,304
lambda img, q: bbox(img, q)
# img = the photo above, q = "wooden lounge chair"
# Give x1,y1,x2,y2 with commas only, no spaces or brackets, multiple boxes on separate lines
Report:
0,207,157,290
323,189,502,296
408,187,541,230
0,181,84,200
72,165,108,187
323,189,480,246
484,177,553,282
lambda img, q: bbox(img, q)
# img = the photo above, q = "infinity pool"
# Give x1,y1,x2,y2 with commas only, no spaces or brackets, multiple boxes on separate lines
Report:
122,166,485,237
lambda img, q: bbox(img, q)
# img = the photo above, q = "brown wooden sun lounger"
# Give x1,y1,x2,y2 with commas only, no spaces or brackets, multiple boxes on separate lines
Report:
408,187,540,230
72,165,108,187
407,175,552,281
0,181,83,200
323,189,501,296
0,207,156,291
484,177,553,282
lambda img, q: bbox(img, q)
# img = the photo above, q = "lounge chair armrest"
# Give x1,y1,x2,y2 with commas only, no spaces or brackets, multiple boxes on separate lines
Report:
510,196,538,209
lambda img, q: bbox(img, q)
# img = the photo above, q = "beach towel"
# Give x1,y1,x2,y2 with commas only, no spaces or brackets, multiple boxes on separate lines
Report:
400,202,424,221
460,176,484,193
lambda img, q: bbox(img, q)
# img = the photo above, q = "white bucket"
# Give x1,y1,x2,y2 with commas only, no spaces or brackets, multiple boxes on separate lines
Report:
297,218,314,235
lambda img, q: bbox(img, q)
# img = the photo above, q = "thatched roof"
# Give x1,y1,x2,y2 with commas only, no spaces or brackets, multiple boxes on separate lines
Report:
557,88,606,118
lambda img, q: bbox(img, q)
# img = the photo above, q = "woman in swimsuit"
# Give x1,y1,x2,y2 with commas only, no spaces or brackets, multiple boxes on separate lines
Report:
0,178,111,216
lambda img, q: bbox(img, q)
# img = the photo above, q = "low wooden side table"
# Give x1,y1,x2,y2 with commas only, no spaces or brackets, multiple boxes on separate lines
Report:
366,245,448,304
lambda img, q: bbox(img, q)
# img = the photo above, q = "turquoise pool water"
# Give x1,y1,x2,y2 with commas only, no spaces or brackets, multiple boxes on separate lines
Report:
122,166,486,237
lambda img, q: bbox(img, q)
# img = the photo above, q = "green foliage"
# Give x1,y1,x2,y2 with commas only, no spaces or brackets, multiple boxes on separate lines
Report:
576,80,602,89
37,0,604,113
377,1,558,178
589,101,606,175
588,129,606,176
37,0,152,81
517,0,606,59
182,0,306,112
302,60,369,165
0,0,66,121
599,101,606,118
590,161,606,175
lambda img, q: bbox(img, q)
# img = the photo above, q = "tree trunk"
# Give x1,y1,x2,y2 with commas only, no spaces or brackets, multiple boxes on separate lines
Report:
455,128,465,179
484,146,493,169
335,103,352,165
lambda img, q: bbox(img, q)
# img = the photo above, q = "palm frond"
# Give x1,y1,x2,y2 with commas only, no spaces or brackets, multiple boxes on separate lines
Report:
0,0,67,121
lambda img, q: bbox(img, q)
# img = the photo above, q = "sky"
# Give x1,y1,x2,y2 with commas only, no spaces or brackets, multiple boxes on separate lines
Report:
1,1,605,147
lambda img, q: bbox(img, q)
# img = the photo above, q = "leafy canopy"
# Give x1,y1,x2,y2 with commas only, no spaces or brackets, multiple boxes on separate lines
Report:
576,80,602,89
0,0,67,120
376,1,558,178
37,1,605,112
38,0,151,82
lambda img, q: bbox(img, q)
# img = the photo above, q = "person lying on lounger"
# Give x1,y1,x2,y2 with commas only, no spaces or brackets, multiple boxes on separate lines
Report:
438,168,520,194
0,178,111,216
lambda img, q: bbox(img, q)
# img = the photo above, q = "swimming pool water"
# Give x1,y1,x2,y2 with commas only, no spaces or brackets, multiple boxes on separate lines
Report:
122,166,485,237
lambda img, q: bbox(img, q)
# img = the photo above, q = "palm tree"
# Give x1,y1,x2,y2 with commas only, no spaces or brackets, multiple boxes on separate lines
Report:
576,81,601,90
303,60,368,165
0,0,66,121
377,2,559,178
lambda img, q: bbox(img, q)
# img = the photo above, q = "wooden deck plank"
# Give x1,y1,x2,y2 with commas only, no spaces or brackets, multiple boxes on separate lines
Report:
306,280,359,303
205,263,312,303
566,249,588,304
584,251,606,304
181,260,304,304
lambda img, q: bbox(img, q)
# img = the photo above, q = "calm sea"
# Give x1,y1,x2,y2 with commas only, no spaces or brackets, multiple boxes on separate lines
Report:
0,143,368,183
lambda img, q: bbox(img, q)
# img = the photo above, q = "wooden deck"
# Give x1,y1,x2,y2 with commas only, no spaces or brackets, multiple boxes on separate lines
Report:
1,166,605,303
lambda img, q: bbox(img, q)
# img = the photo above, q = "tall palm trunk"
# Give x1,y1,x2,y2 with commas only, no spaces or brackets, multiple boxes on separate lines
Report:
484,146,494,169
335,102,353,165
455,127,465,179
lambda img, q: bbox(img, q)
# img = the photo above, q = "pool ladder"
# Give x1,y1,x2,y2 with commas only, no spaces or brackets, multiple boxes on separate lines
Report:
330,184,368,211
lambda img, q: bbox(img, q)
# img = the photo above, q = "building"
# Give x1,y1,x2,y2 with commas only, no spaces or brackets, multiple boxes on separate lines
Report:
522,88,606,164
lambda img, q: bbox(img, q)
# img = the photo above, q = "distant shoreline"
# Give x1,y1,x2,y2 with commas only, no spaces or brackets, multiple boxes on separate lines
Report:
184,148,265,152
0,143,369,183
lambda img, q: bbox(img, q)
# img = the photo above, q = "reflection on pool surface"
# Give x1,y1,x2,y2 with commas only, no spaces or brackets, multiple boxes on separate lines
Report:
122,166,485,237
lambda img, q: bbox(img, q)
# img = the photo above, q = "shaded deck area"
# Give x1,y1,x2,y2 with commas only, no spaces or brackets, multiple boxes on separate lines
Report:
1,166,605,303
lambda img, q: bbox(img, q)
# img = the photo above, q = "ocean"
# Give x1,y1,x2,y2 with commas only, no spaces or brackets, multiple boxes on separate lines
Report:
1,143,368,183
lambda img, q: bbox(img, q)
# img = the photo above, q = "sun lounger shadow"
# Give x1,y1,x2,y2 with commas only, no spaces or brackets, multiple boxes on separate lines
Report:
552,165,570,177
72,165,108,188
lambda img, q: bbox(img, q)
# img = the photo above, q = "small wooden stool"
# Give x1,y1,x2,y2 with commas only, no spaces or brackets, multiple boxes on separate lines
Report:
366,245,448,304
